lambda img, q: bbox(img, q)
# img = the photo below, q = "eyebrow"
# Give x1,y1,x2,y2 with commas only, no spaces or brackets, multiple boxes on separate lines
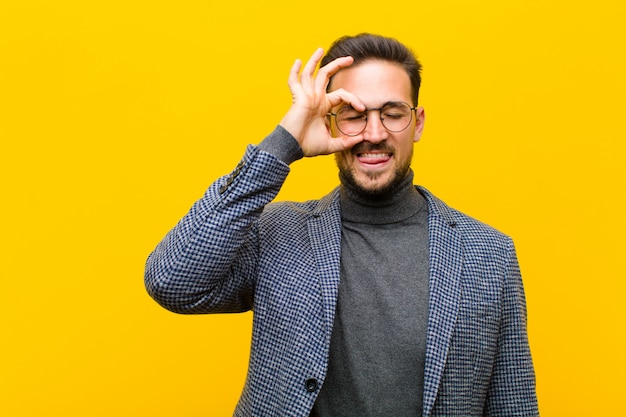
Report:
339,101,407,111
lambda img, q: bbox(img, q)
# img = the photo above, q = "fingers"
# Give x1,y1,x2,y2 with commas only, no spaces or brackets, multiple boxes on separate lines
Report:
315,55,354,91
287,49,323,100
290,48,355,96
328,134,364,154
327,88,365,112
287,58,303,93
302,48,324,78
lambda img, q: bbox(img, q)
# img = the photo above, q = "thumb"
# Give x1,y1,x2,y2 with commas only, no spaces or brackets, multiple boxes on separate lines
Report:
328,134,363,154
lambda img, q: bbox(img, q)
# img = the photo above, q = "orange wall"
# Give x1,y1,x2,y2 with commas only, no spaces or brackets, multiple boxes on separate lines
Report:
2,1,625,416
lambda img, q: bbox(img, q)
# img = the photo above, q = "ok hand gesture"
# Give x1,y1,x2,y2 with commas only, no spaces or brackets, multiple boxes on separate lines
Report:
279,48,364,157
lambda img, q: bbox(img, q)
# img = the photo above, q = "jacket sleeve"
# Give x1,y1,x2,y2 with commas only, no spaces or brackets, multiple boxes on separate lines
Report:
144,139,291,314
485,240,539,416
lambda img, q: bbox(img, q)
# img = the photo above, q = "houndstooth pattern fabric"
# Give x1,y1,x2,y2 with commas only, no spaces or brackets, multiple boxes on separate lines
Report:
145,142,538,417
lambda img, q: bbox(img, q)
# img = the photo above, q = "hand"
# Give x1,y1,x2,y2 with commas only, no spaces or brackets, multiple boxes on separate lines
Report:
279,48,365,157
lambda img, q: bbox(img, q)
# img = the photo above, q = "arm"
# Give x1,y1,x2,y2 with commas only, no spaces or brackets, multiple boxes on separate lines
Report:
145,49,362,314
144,129,294,314
485,240,539,416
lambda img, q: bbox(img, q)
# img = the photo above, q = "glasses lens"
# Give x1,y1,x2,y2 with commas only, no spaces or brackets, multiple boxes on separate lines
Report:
336,107,367,136
334,102,414,136
380,102,413,132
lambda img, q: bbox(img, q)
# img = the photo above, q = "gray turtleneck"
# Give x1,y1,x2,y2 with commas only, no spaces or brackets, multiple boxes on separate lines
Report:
258,128,430,416
311,171,429,417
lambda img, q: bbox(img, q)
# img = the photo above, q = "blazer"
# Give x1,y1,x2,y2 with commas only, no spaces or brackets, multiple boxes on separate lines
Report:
145,143,538,417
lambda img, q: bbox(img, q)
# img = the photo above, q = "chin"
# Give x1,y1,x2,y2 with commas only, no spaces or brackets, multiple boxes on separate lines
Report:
342,170,406,198
357,175,393,192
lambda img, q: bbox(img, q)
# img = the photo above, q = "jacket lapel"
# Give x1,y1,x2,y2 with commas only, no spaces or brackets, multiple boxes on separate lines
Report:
307,189,343,344
418,187,463,417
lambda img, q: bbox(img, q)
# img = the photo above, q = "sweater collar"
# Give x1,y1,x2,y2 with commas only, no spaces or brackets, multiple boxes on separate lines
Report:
339,170,425,225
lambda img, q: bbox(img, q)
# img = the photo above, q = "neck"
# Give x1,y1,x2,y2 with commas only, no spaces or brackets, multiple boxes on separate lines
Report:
339,170,425,224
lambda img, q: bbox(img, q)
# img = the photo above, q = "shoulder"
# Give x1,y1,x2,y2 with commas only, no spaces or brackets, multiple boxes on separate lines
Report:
418,186,513,248
260,188,341,225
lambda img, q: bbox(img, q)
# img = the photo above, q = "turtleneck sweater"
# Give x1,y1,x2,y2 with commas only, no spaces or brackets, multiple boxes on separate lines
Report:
311,170,430,417
256,128,429,416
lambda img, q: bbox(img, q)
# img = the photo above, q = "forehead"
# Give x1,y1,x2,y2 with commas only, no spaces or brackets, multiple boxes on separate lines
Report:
328,60,412,105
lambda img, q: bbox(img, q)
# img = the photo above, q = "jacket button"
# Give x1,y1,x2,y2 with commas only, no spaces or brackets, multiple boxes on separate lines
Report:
305,378,318,392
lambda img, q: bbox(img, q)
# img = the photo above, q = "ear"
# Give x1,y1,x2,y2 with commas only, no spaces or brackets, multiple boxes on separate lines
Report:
413,107,425,143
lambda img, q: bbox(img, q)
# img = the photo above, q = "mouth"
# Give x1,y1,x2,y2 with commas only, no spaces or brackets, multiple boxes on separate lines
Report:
356,151,392,166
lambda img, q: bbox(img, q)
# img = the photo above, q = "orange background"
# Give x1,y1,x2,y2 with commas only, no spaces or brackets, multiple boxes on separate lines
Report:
1,1,625,415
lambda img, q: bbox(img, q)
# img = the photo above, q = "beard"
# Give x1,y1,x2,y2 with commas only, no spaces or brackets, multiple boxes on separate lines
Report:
335,142,413,199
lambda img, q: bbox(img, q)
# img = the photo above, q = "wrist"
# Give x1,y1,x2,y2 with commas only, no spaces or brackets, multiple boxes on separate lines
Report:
279,111,305,144
258,126,304,164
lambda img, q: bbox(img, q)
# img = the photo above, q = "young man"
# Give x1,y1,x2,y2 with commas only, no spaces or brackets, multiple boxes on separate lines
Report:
145,34,538,416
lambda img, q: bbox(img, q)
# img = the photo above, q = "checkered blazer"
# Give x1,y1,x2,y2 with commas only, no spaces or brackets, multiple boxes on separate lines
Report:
145,143,538,417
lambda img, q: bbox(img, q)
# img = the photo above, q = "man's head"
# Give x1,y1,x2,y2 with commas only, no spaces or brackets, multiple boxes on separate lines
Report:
323,34,425,197
321,33,422,107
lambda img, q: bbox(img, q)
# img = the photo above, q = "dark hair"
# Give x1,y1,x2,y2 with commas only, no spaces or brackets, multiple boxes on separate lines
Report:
321,33,422,105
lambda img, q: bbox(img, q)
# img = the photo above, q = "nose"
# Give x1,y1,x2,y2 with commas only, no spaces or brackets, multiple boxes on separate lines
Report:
362,112,388,144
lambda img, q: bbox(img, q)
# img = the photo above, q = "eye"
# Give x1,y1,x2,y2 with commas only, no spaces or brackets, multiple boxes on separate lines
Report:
383,112,405,119
382,103,411,119
338,108,366,122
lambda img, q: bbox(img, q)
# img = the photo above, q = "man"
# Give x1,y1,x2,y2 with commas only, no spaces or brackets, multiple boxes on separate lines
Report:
145,34,538,416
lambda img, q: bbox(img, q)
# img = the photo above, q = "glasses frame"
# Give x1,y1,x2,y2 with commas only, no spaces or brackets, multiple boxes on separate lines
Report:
327,101,418,137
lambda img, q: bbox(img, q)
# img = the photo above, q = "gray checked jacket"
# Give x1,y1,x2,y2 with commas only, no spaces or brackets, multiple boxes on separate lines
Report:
145,139,539,417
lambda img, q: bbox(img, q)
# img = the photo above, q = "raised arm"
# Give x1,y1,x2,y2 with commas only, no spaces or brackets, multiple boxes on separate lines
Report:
145,49,360,314
144,139,291,314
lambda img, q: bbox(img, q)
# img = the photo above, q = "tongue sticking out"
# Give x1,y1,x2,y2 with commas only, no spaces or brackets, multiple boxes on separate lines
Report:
357,152,392,165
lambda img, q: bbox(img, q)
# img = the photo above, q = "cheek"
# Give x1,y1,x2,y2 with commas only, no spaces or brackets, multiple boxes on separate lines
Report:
335,150,354,170
396,138,416,160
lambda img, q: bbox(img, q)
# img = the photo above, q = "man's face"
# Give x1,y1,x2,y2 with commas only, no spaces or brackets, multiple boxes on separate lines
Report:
329,60,425,196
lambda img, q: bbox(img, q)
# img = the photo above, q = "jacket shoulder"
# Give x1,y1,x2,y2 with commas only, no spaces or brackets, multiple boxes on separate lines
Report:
417,186,513,245
261,188,340,220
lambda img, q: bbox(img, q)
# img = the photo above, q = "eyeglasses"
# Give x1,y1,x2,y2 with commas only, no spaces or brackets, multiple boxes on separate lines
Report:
327,101,417,137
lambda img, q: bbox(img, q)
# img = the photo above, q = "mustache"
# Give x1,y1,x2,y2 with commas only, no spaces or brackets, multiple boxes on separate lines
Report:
351,141,394,154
